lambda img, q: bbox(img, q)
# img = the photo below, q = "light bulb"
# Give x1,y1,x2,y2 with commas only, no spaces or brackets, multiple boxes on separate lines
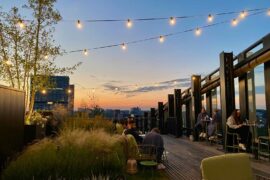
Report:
18,20,25,29
195,28,202,36
76,20,83,29
44,55,48,59
231,19,238,26
267,9,270,16
169,17,176,26
159,36,165,43
5,60,13,66
207,14,214,22
239,11,247,19
126,19,133,28
115,87,119,91
121,43,127,50
41,89,47,94
68,89,72,94
83,49,88,56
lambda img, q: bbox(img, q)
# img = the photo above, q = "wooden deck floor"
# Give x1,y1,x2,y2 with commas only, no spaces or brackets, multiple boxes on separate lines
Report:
162,135,270,180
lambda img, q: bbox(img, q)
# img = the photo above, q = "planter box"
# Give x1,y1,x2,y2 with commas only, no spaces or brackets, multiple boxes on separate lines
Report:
24,124,46,145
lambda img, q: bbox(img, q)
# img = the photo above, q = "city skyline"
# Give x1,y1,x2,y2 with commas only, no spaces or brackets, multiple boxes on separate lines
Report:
1,0,270,109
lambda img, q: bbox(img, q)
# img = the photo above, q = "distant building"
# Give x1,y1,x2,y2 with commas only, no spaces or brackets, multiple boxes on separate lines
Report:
130,107,143,116
33,76,74,113
104,109,130,120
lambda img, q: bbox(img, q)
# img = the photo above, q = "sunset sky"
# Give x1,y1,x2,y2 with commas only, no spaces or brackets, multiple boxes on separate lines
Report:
1,0,270,110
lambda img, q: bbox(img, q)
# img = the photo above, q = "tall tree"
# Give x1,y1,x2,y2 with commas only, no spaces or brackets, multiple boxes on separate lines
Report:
0,0,81,123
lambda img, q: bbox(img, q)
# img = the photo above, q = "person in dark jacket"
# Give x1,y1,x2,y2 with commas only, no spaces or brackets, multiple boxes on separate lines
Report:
143,128,164,163
124,118,143,144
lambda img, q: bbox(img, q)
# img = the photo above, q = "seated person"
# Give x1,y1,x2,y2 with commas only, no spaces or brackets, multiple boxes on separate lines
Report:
227,109,251,151
143,128,165,169
195,107,209,139
208,109,221,138
124,118,143,144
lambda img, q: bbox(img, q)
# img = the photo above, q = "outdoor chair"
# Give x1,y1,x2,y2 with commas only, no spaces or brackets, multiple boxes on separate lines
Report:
225,125,240,152
137,145,158,178
258,128,270,161
201,153,259,180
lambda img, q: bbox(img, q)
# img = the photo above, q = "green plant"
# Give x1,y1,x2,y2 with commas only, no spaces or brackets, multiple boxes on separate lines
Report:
62,116,115,134
2,129,125,179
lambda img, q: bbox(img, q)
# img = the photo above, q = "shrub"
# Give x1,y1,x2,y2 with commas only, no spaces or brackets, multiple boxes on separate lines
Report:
62,116,115,134
2,129,125,179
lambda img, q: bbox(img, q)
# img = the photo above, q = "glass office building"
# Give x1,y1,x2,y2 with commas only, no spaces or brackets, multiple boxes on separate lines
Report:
33,76,74,113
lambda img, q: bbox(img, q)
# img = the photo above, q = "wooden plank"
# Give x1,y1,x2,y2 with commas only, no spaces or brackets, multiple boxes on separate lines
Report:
162,135,270,180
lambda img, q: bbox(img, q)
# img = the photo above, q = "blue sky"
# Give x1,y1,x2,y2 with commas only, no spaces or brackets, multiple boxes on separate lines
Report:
1,0,270,109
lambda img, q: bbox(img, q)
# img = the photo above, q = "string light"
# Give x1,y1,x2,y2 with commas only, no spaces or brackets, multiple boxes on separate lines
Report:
41,89,47,94
83,49,88,56
169,17,176,26
159,35,165,43
126,19,133,28
65,10,265,55
267,9,270,16
239,11,247,19
76,20,83,29
17,19,25,29
5,60,13,66
207,14,214,22
44,55,48,59
195,28,202,36
67,89,72,94
121,43,127,50
231,18,238,26
115,87,119,91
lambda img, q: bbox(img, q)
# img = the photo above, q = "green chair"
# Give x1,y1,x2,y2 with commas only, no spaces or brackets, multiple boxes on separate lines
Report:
137,145,158,178
225,125,240,152
201,153,253,180
258,128,270,161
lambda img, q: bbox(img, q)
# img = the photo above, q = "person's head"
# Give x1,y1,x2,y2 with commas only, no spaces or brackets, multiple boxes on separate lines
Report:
151,128,160,134
121,119,128,129
201,107,206,113
231,109,240,118
127,118,136,129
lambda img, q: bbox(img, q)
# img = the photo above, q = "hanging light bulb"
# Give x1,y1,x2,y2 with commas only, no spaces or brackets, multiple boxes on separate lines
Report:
44,55,48,59
195,28,202,36
76,20,83,29
17,19,25,29
159,35,165,43
207,14,214,22
41,89,47,94
267,9,270,16
231,18,238,26
5,60,13,66
121,43,127,50
83,49,88,56
126,19,133,28
67,89,72,94
239,11,247,19
169,17,176,26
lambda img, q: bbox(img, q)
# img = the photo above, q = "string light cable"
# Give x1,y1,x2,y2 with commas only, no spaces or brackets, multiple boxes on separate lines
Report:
66,10,266,55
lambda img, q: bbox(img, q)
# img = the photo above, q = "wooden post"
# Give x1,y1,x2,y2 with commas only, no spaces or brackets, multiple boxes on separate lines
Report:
264,60,270,130
191,75,201,140
238,53,249,120
158,102,164,134
220,52,235,149
174,89,183,137
150,108,156,130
